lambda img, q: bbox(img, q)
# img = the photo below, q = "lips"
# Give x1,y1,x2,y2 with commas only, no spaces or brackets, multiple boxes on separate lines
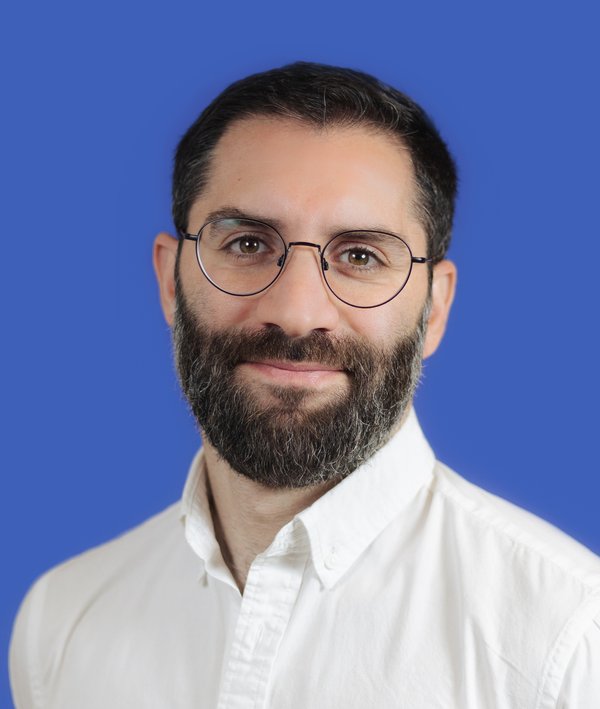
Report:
238,359,346,388
244,359,344,373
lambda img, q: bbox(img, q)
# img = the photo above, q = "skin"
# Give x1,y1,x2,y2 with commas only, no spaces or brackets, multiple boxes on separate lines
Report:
153,116,457,593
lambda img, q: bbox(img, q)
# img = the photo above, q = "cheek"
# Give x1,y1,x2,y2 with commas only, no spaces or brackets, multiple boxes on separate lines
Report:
348,290,427,345
183,275,259,329
345,310,410,345
177,248,243,324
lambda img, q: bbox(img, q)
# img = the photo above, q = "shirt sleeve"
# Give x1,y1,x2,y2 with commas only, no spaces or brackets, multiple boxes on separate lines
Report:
9,576,48,709
556,610,600,708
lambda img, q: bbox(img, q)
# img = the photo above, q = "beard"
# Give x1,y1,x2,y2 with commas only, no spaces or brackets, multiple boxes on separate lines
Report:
173,284,429,489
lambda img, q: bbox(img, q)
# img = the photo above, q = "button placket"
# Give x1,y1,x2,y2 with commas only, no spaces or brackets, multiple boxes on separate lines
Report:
216,543,309,709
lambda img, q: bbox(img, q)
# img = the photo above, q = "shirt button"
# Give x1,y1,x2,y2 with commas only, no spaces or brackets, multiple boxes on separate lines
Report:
324,547,338,569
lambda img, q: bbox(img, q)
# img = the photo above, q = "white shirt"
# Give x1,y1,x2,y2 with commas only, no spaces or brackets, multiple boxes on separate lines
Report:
10,410,600,708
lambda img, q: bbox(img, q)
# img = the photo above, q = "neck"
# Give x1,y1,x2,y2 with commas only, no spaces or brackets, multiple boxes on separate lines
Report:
203,441,336,594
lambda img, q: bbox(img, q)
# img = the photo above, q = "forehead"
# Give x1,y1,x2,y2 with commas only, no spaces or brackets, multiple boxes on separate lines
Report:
189,116,424,243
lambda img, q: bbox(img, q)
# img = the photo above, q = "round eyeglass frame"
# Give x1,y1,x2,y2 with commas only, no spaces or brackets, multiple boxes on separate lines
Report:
183,217,432,309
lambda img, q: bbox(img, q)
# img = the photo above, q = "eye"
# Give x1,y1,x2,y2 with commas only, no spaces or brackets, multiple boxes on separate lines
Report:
335,244,383,270
225,234,273,256
237,237,262,254
345,248,372,267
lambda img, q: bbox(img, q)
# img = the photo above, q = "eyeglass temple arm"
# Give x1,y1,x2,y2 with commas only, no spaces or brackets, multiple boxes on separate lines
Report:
412,257,432,264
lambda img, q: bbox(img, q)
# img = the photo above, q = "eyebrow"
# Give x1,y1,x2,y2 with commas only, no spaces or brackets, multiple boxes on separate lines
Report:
199,205,410,241
202,206,288,233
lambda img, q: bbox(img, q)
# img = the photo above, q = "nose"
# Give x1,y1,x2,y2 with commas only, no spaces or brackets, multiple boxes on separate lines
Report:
254,242,340,337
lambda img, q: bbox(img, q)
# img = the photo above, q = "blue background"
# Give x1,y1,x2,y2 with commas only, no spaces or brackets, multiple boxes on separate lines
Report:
2,1,599,705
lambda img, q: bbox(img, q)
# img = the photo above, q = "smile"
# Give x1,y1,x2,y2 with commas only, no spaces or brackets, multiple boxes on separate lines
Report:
239,360,346,388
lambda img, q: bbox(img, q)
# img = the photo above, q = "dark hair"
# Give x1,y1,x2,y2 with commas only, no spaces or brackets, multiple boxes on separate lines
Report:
172,62,457,263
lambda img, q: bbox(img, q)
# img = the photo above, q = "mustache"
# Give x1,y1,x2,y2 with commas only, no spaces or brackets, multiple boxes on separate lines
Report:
180,318,384,378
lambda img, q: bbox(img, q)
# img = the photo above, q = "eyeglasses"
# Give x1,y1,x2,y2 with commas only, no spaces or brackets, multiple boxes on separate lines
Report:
183,217,432,309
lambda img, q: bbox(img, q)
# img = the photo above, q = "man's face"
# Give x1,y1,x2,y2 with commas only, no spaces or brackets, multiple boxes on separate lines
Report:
156,116,455,487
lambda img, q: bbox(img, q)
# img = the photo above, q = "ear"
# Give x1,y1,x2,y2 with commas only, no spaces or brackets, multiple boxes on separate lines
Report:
423,260,457,359
153,232,179,326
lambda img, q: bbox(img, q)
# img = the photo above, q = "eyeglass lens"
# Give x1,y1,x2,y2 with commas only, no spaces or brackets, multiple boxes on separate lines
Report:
197,218,414,308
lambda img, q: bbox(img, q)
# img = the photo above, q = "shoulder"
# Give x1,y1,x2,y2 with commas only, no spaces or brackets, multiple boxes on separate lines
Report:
430,460,600,588
29,502,183,598
9,503,187,707
427,461,600,705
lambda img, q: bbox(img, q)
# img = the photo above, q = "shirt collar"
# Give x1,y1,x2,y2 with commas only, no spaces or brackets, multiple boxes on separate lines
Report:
296,407,435,588
180,408,435,589
179,450,223,582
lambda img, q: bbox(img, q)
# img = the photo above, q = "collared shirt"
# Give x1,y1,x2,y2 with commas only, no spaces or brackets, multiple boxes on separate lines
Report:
10,410,600,708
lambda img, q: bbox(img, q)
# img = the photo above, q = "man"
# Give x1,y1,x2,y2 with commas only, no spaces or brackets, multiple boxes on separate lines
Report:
10,63,600,707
